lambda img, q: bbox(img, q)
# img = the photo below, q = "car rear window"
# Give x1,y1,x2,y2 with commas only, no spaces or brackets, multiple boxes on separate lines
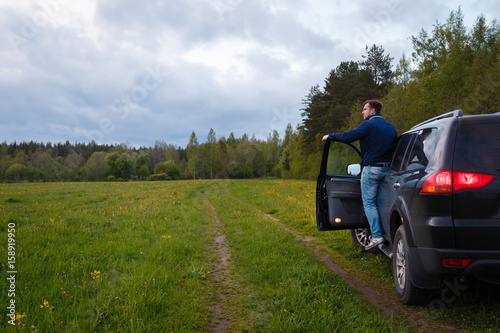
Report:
454,123,500,174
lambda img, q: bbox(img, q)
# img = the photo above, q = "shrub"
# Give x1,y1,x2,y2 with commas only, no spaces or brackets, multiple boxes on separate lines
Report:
137,165,151,180
154,161,181,180
150,173,170,181
4,164,44,182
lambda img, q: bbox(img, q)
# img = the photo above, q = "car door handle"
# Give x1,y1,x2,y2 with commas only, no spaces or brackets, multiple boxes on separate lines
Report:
393,182,401,189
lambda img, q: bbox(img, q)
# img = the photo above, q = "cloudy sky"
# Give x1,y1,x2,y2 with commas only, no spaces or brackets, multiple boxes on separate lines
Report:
1,0,498,148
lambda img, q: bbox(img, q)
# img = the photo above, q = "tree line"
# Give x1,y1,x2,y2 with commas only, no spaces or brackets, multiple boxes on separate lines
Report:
0,129,287,182
2,9,499,183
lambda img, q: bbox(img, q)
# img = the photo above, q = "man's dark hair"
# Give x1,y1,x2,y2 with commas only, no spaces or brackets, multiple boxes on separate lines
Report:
363,99,383,114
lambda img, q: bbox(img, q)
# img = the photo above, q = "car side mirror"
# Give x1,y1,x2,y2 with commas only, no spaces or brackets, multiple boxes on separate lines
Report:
347,163,361,176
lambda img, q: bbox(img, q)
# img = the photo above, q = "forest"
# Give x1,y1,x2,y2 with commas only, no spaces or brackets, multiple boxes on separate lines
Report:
2,9,499,182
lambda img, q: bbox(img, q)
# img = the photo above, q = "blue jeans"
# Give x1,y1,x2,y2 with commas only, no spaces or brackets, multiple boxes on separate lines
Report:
361,166,388,239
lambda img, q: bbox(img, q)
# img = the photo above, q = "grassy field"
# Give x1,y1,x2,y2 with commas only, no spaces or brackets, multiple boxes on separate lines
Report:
1,179,499,332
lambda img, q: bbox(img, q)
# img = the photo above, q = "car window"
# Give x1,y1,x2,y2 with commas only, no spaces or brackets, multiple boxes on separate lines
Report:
326,142,362,176
455,123,500,174
390,134,414,172
406,128,438,171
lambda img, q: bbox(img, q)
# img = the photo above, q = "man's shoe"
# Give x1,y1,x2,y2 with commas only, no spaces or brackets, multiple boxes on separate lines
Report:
365,237,384,250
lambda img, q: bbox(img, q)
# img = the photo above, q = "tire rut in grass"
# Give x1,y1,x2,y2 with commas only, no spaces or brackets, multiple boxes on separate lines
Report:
253,207,465,333
206,198,233,333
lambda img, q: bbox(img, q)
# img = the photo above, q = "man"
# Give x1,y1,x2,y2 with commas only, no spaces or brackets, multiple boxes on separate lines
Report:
322,100,396,250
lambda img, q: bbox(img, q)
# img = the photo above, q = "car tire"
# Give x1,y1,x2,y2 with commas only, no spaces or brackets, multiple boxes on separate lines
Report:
393,225,433,305
350,228,380,254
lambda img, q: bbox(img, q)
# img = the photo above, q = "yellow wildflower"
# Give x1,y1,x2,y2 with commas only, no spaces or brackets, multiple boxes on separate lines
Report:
40,300,54,310
16,312,26,320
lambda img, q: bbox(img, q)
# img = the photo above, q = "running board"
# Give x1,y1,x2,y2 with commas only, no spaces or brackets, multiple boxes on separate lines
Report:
378,243,393,259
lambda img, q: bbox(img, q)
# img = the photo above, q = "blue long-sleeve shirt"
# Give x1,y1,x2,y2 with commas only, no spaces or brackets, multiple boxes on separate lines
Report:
328,114,397,166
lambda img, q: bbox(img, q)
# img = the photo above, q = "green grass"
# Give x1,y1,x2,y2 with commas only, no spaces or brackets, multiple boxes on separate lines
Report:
204,181,395,332
225,179,500,332
1,182,215,332
1,179,499,332
226,179,395,284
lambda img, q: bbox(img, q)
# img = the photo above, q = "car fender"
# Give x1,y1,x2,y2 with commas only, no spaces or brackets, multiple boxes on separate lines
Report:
392,197,441,289
390,196,415,247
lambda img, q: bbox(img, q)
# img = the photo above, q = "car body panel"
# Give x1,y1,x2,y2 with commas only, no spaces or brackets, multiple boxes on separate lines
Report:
452,117,500,251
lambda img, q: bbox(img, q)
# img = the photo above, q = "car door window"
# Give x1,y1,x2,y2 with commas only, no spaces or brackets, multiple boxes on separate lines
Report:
326,142,362,176
390,134,415,172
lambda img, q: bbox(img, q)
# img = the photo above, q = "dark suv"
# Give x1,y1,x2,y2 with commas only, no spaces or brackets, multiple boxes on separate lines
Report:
316,110,500,305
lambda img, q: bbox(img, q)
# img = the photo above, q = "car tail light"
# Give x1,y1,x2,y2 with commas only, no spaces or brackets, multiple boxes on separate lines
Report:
454,172,495,192
420,170,495,194
420,171,452,194
442,259,474,267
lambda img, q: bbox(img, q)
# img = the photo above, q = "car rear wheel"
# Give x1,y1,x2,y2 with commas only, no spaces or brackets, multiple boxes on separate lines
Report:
393,225,433,305
350,228,380,254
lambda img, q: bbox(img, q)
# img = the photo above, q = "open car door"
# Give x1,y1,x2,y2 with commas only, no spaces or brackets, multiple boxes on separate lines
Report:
316,139,369,231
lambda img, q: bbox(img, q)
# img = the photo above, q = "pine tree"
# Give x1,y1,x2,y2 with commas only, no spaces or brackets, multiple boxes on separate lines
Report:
186,131,199,179
361,44,394,94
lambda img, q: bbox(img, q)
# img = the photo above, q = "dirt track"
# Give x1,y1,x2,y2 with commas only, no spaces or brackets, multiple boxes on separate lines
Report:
207,200,233,332
259,209,466,333
205,192,466,332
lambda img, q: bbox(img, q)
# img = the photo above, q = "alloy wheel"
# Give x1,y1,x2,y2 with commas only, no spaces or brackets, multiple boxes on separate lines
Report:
354,228,370,246
395,239,406,290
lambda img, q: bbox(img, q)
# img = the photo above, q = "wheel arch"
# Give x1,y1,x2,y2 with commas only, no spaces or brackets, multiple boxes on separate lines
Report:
389,210,402,245
389,196,415,247
391,199,441,290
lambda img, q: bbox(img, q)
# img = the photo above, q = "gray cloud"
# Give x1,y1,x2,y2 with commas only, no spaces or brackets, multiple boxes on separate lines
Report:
0,0,498,147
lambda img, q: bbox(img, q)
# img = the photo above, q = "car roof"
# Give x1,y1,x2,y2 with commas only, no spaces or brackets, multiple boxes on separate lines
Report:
405,110,500,134
410,110,462,130
457,112,500,125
